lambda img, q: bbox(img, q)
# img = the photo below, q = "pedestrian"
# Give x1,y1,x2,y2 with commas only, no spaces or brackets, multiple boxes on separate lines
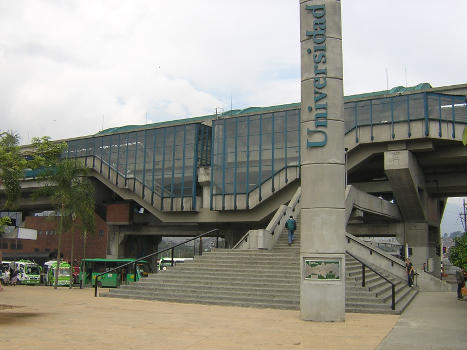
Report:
455,268,465,300
405,258,414,287
3,268,10,285
285,216,296,246
10,268,18,286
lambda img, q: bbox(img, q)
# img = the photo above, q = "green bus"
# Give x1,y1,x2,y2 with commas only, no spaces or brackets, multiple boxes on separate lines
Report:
15,260,42,285
45,261,71,287
80,258,149,288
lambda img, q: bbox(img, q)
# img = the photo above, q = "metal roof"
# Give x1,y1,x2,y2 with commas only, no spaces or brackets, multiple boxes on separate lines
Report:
96,83,444,136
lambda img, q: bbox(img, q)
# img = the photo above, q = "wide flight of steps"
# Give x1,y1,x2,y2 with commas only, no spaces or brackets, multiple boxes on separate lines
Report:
101,218,417,314
101,240,302,310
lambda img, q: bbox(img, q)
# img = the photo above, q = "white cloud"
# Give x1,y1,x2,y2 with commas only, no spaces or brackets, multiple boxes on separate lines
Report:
0,0,465,143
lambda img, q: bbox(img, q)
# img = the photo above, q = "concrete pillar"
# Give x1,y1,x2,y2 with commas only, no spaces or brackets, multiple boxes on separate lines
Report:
198,167,211,209
300,0,345,321
106,225,121,259
428,226,441,277
404,222,429,271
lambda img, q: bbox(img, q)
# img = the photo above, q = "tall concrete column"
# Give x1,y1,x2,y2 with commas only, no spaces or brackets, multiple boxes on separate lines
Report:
106,225,124,259
404,222,429,269
299,0,345,321
197,167,211,209
404,223,441,276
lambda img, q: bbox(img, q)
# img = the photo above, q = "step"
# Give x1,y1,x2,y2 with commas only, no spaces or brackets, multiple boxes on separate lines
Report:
102,291,300,310
113,285,300,300
176,262,300,270
394,287,418,313
120,282,301,295
138,279,300,290
99,227,417,315
143,274,300,285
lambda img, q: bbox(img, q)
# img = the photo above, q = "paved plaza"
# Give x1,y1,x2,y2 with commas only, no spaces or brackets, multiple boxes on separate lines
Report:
0,285,465,349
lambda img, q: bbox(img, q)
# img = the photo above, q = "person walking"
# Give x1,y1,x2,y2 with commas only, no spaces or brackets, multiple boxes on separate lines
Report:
10,268,18,286
285,216,297,246
455,268,465,300
405,258,415,287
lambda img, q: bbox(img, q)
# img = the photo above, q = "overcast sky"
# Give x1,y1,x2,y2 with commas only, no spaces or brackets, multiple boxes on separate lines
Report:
0,0,465,143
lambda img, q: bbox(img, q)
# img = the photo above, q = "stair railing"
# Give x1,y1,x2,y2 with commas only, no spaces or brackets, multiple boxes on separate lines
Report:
94,228,220,297
233,186,301,250
346,251,396,310
346,233,409,282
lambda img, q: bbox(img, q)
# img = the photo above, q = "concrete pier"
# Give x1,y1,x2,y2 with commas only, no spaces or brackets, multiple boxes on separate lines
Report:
299,0,346,321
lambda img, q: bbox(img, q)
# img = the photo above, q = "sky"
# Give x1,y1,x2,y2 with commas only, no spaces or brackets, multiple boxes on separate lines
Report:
441,197,466,234
0,0,465,222
0,0,465,143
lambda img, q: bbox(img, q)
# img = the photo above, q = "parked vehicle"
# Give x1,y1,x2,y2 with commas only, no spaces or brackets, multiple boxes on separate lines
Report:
157,257,192,271
80,258,149,288
45,260,71,287
15,260,41,285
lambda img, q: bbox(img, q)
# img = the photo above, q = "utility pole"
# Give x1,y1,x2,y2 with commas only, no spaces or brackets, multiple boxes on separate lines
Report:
461,199,467,234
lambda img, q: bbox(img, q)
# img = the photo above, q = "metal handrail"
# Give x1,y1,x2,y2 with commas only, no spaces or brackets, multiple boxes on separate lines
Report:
212,165,299,198
346,251,396,311
346,234,406,269
91,156,173,197
94,228,220,297
232,186,301,250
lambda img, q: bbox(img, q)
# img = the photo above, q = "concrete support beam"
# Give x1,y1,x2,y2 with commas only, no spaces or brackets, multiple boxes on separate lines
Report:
197,167,211,209
345,185,401,224
417,144,467,167
346,223,404,237
351,181,392,194
425,173,467,197
346,144,387,173
300,0,345,322
384,150,426,222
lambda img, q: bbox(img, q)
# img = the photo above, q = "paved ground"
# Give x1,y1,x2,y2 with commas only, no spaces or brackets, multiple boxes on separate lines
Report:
1,285,397,349
377,292,467,350
0,286,464,349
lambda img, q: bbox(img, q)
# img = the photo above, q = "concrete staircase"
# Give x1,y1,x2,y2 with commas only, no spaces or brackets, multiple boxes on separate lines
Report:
101,218,418,314
345,254,418,314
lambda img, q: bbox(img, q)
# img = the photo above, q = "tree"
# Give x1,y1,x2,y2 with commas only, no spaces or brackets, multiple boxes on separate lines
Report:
68,177,96,288
449,234,467,270
31,138,95,289
0,131,27,209
48,159,96,289
29,136,67,169
0,216,12,236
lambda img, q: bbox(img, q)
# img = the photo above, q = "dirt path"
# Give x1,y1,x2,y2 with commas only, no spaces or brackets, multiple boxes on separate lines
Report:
0,285,398,349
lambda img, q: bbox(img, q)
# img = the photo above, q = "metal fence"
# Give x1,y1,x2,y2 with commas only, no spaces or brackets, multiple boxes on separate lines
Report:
66,123,211,210
344,92,467,142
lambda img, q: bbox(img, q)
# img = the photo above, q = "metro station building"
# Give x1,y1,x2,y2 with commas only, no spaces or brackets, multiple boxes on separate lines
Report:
2,83,466,276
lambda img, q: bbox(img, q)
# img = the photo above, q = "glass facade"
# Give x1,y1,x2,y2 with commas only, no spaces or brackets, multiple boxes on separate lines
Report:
344,92,467,140
63,91,465,212
211,110,300,209
67,123,211,211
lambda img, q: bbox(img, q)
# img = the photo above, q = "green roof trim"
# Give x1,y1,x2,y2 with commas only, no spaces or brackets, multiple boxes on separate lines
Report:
96,83,434,136
344,83,432,100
